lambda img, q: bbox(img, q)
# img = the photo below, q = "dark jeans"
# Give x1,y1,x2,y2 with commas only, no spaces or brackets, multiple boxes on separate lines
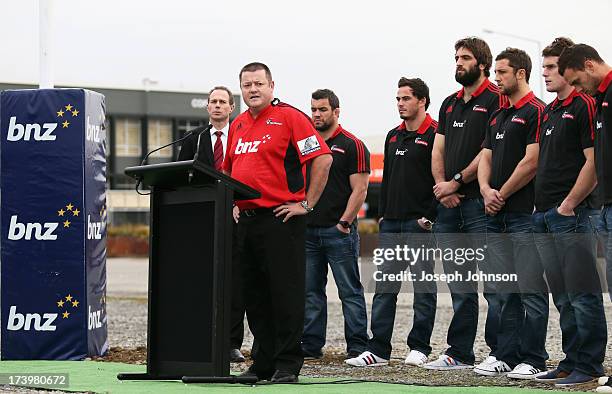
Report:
302,225,368,356
533,206,607,377
367,219,437,359
598,205,612,301
236,212,306,376
485,212,548,370
434,197,496,365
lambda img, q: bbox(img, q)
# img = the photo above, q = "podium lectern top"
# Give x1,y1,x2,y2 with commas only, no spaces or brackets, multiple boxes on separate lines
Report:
124,159,260,201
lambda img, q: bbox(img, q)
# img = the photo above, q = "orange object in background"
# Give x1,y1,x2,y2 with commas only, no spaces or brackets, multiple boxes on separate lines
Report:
369,153,384,184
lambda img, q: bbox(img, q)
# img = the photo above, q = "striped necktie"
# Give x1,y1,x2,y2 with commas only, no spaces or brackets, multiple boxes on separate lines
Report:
213,130,224,170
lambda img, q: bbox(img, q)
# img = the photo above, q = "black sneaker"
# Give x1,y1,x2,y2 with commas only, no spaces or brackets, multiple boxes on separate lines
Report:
240,367,272,381
270,370,298,383
302,350,323,360
230,348,246,363
534,368,571,383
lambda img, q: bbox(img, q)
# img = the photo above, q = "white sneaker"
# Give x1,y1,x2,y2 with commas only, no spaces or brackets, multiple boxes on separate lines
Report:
597,376,612,393
479,355,498,366
423,355,473,370
345,351,388,367
404,350,427,366
474,359,511,376
507,363,544,380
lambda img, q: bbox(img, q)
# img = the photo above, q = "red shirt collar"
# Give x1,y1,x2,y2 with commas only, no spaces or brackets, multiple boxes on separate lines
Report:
597,70,612,93
328,124,344,140
503,91,534,109
247,103,273,120
396,114,433,135
456,78,491,99
551,88,579,108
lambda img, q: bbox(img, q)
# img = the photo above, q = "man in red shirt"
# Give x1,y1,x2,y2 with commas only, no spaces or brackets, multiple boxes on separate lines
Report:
223,62,332,382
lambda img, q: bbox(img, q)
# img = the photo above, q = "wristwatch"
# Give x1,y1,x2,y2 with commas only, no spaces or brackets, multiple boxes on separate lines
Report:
338,220,351,229
453,172,464,185
300,200,314,213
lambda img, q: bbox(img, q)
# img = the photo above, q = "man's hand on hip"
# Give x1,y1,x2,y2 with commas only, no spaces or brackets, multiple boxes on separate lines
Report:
274,202,308,223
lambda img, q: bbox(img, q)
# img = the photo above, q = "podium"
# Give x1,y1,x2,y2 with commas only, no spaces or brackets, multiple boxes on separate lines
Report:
117,160,259,381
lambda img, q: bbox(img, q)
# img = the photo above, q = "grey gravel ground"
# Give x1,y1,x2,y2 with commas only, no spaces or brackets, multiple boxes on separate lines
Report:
4,257,612,393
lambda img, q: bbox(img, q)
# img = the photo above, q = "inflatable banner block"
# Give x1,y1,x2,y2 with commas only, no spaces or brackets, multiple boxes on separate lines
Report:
0,89,107,360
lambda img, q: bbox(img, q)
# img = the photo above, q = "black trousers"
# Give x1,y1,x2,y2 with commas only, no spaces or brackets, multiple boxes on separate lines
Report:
230,224,246,349
236,212,306,376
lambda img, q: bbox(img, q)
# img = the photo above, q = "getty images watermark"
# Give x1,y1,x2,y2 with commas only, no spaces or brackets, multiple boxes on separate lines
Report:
370,244,518,285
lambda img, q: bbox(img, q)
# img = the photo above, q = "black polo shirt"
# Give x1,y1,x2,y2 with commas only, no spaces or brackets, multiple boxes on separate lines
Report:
379,114,437,220
438,79,507,199
483,91,544,213
307,125,370,227
595,70,612,205
535,89,596,212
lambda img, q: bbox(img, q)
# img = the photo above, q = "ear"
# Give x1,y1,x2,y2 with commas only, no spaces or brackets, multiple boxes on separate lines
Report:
270,80,275,90
517,68,527,81
333,108,340,118
585,60,595,73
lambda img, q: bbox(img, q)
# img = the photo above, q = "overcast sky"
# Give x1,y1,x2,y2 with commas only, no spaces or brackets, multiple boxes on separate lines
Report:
1,0,611,151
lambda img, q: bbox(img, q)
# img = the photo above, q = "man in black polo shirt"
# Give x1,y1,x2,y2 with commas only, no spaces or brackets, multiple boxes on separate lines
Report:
476,47,547,379
553,43,611,390
425,37,504,370
301,89,370,360
347,77,437,368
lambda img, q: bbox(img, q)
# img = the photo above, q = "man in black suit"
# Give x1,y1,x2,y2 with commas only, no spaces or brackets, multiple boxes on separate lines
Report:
178,86,234,170
177,86,247,363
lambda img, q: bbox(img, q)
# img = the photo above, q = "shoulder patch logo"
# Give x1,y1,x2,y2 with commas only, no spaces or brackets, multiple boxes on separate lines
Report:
297,135,321,156
446,106,453,113
490,117,497,126
389,135,397,143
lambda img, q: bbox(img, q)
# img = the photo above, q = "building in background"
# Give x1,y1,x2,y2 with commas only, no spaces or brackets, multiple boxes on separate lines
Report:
0,83,387,223
0,82,240,225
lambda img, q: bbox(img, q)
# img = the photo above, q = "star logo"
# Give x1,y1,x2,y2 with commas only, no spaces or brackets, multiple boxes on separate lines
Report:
57,109,64,117
62,311,70,319
63,220,71,228
62,120,69,128
65,104,73,111
71,109,79,117
57,300,64,308
72,209,80,217
58,209,65,216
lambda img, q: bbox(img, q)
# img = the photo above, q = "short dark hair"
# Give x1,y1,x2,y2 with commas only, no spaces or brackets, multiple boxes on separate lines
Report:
398,77,430,110
311,89,340,110
496,47,532,83
239,62,273,83
542,37,574,58
558,44,605,75
455,37,493,77
209,86,234,106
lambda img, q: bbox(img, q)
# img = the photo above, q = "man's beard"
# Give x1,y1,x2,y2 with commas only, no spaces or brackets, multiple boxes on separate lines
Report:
501,82,518,96
455,65,481,87
314,119,334,132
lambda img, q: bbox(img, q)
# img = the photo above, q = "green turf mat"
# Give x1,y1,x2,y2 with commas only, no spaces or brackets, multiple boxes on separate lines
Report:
0,360,592,393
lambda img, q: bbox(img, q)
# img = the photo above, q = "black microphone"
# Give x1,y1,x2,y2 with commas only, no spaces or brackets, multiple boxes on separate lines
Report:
140,124,209,166
134,124,209,195
192,123,214,163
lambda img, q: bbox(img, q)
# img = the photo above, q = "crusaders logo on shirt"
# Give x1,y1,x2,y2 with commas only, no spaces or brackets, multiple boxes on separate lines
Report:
414,137,428,146
561,111,575,120
330,145,346,154
472,105,488,113
603,102,609,107
297,135,321,156
511,115,526,124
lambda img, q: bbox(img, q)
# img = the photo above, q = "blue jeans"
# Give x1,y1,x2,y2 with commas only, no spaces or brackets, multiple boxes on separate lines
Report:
598,205,612,301
434,197,496,365
485,212,548,370
302,225,368,356
367,219,437,359
533,206,607,376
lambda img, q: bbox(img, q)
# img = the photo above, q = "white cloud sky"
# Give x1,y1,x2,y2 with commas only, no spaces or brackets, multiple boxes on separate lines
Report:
1,0,611,151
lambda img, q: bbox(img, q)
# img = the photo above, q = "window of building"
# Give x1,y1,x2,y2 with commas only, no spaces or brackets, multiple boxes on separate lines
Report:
115,118,141,156
177,119,206,136
147,119,173,158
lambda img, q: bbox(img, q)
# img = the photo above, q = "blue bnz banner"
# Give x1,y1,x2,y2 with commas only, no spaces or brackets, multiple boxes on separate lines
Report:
0,89,107,360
